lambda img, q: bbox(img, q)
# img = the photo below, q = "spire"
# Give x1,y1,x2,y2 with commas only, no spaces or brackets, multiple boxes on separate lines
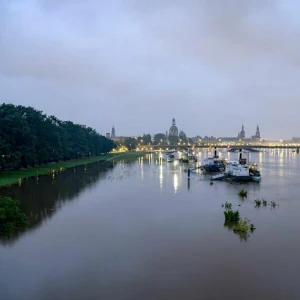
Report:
256,125,260,138
239,123,245,139
111,125,116,138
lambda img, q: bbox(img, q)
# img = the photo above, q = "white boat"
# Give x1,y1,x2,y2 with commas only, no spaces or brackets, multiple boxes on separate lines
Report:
167,154,175,162
165,149,176,155
225,161,251,181
211,173,228,180
225,161,261,182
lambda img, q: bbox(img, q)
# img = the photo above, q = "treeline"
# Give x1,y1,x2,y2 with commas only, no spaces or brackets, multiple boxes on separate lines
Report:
0,104,115,171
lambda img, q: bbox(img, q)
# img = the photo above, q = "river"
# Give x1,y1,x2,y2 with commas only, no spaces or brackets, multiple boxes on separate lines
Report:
0,150,299,300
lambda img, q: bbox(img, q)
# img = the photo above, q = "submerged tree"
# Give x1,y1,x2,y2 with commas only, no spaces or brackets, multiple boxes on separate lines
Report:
0,196,28,236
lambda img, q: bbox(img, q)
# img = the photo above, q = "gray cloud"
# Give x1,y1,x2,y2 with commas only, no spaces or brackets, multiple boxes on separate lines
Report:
1,0,299,139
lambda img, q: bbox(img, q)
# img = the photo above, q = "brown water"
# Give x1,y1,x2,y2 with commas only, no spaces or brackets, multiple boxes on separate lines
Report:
0,150,300,300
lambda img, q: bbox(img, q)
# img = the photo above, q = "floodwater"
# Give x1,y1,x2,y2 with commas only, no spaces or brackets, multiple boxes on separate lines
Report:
0,150,300,300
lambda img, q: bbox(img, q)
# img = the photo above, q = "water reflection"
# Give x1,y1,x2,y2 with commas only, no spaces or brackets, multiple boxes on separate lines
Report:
139,157,144,180
1,151,300,300
0,161,115,245
173,173,179,193
159,164,163,191
223,221,251,242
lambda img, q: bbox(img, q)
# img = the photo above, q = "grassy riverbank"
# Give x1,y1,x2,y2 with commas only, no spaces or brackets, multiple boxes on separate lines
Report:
0,152,145,187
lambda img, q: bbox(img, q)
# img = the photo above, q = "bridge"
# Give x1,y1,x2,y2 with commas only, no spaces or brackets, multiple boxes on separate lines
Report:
136,144,300,152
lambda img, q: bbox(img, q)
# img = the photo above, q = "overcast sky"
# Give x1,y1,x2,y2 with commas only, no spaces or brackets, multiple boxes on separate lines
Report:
1,0,300,139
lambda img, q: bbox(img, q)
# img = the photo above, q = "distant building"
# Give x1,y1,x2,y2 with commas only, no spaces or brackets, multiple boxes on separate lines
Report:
169,118,179,137
111,126,116,138
237,124,245,140
111,136,126,142
251,125,261,141
106,133,111,139
220,137,238,142
292,137,300,143
77,124,86,129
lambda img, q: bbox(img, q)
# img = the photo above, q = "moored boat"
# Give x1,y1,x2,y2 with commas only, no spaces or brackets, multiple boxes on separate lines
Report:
225,161,261,182
202,157,225,173
167,154,175,162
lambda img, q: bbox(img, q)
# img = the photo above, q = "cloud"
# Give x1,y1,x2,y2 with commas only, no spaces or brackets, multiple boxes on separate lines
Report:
1,0,300,138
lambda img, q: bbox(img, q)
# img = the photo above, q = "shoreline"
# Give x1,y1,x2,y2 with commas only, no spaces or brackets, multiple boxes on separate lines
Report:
0,152,144,187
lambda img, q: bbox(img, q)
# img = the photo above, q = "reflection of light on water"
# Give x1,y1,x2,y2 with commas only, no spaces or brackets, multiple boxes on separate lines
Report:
258,152,263,163
159,165,163,190
140,157,144,179
173,173,179,194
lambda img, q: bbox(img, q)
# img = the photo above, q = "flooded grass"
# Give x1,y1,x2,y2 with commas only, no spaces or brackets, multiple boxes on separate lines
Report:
238,188,247,197
0,152,144,187
222,202,240,222
254,199,262,207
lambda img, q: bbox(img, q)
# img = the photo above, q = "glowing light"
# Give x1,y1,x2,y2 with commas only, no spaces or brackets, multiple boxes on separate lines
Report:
173,173,179,193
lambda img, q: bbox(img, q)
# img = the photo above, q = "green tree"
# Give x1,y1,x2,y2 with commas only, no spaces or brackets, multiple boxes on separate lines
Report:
124,137,138,151
0,103,115,171
168,135,179,145
153,133,167,145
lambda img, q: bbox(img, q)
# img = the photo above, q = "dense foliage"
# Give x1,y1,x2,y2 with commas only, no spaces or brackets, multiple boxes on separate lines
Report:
0,104,115,170
0,196,27,236
123,137,138,151
224,210,240,222
222,202,240,222
153,133,167,145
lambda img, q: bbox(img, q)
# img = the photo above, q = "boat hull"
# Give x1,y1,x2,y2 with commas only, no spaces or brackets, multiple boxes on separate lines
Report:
232,175,251,182
203,165,224,172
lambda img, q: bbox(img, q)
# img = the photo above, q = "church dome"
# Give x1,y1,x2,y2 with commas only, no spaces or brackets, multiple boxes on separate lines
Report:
179,130,186,139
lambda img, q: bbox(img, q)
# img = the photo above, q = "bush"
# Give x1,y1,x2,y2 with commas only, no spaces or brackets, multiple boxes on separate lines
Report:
221,202,232,210
238,188,247,197
233,218,250,233
224,210,240,222
0,196,27,236
254,199,262,207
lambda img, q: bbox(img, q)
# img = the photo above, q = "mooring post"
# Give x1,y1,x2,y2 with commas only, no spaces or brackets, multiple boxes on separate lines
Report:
188,168,191,180
297,148,299,154
214,147,218,158
239,148,242,161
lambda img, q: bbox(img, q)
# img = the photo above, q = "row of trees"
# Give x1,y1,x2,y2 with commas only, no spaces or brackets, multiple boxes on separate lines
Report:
0,104,115,170
122,133,192,151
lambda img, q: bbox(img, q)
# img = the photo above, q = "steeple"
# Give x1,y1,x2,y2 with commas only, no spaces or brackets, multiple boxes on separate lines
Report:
240,123,245,138
256,125,260,138
111,125,116,138
172,118,176,126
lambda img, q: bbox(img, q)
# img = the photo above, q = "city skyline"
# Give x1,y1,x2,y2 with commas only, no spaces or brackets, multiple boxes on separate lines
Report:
1,0,300,139
108,121,273,141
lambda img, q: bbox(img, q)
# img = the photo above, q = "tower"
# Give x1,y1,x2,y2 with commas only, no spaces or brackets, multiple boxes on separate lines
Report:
111,126,116,138
256,125,260,138
241,124,245,139
238,124,245,139
169,118,179,137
